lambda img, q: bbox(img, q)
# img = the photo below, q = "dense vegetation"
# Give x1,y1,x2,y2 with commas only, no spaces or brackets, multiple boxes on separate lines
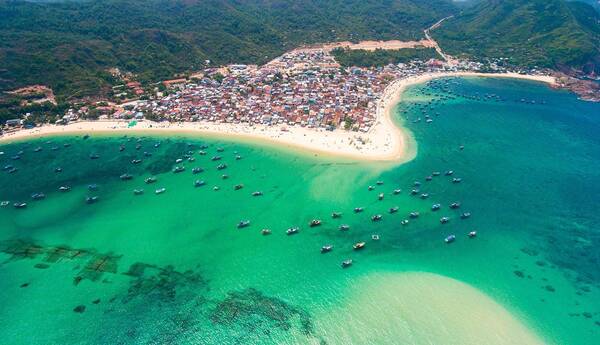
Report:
332,47,441,67
432,0,600,74
0,0,456,101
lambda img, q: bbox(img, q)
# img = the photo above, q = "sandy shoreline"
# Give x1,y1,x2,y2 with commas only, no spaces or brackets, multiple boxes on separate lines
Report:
0,72,556,162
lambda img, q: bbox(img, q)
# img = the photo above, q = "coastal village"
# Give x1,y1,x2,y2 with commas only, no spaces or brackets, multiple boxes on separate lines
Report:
0,46,542,136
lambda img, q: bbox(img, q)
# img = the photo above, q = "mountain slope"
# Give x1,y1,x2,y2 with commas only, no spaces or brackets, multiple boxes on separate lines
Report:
432,0,600,75
0,0,457,100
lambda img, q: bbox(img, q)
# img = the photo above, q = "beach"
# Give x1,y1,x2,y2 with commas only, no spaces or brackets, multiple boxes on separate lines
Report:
0,72,556,162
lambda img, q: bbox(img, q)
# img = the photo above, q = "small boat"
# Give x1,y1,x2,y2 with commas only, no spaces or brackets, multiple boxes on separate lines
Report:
213,186,220,191
144,152,152,157
175,158,183,164
409,212,419,218
261,229,272,235
131,159,142,165
445,170,454,176
341,259,353,268
376,181,384,185
2,164,13,171
54,167,63,173
425,176,432,181
217,164,227,170
452,178,462,183
217,147,224,152
371,214,382,221
234,184,244,190
432,171,441,176
133,189,144,195
420,193,429,199
368,185,375,191
119,145,125,152
222,174,229,179
414,181,421,187
34,146,43,152
389,206,399,214
120,174,133,180
88,184,98,191
410,189,419,195
378,193,384,201
331,212,342,218
145,177,157,184
192,167,204,174
154,142,161,148
445,234,456,243
83,134,90,140
89,153,100,160
459,145,465,150
393,189,402,195
237,220,250,229
461,212,471,219
450,202,461,209
85,196,99,204
468,231,477,238
440,217,450,224
155,188,166,194
31,193,45,200
13,202,27,209
431,203,441,211
401,219,409,225
1,201,10,207
63,143,71,148
11,155,20,160
198,150,206,155
321,245,333,253
309,219,322,227
235,155,242,160
211,156,222,161
194,180,206,187
173,166,185,173
339,224,350,231
286,227,299,235
353,242,366,250
371,234,380,241
354,207,364,213
136,144,142,150
188,157,196,162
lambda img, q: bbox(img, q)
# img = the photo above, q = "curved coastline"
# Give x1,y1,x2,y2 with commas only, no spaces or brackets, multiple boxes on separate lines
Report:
0,72,555,163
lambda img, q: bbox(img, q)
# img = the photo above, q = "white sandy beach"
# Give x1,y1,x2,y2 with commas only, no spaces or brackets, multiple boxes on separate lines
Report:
0,72,556,162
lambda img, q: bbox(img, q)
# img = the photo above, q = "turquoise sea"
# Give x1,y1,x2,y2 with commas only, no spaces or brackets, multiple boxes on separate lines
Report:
0,77,599,344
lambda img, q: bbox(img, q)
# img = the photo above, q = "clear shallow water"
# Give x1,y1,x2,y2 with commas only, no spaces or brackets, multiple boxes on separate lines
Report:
0,77,598,344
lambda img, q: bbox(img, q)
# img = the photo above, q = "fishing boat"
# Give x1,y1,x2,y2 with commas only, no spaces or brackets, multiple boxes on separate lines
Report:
222,174,229,179
213,186,220,191
237,220,250,229
371,234,380,241
354,207,364,213
286,227,299,235
155,188,166,194
175,158,183,164
389,206,399,214
368,185,375,191
321,245,333,253
452,178,462,183
85,196,99,204
450,202,461,209
432,171,441,176
401,219,409,225
133,189,144,195
341,259,353,268
353,242,366,250
331,212,342,218
120,174,133,180
339,224,350,231
461,212,471,219
468,231,477,238
211,156,222,161
431,203,441,211
410,189,419,195
261,229,272,235
371,214,382,221
198,150,206,155
131,159,142,165
173,166,185,173
188,157,196,162
234,184,244,190
0,201,9,207
445,234,456,243
31,193,45,200
2,164,13,171
393,189,402,195
144,177,157,184
192,167,204,174
309,219,322,227
217,164,227,170
194,180,206,187
376,181,384,185
420,193,429,199
13,202,27,209
440,217,450,224
409,212,419,218
445,170,454,176
235,155,242,160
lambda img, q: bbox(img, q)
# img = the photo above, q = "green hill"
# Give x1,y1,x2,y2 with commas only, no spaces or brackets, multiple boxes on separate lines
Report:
432,0,600,75
0,0,456,100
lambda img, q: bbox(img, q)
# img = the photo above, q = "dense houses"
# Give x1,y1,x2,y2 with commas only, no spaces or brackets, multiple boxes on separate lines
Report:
123,49,478,132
